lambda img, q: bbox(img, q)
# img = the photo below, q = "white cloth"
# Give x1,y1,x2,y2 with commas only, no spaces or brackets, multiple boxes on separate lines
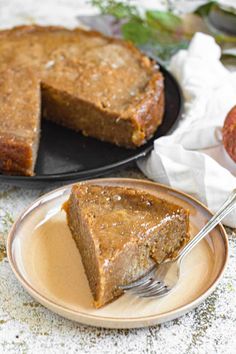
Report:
138,32,236,227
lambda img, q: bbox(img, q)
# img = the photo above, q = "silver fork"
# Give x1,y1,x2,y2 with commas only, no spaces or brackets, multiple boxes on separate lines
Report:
120,189,236,299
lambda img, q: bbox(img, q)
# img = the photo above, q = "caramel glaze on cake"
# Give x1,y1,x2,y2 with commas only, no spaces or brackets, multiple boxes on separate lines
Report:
0,25,164,175
64,184,190,308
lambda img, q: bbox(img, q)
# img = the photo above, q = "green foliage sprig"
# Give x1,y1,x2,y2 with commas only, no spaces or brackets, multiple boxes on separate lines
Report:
89,0,236,62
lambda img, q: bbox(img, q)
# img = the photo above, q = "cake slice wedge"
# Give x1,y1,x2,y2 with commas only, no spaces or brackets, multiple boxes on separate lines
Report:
64,184,190,308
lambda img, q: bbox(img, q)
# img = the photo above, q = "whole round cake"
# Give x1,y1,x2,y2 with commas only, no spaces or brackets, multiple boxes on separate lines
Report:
0,26,164,175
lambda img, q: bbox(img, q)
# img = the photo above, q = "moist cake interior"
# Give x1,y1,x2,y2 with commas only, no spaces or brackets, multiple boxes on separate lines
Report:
64,184,190,308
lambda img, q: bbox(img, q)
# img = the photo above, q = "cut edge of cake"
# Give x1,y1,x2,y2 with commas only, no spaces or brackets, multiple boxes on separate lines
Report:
0,67,41,176
64,183,190,308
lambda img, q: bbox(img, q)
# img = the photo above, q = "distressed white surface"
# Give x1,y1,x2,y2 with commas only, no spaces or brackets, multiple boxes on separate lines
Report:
0,1,235,353
0,169,236,354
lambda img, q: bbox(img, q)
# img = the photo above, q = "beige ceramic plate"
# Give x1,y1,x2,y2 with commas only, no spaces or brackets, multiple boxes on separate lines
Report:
7,178,228,328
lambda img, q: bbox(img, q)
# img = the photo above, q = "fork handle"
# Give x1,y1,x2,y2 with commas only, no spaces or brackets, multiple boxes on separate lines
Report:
177,189,236,262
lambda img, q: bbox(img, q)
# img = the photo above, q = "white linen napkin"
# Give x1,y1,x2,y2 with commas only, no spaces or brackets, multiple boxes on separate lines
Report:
138,32,236,227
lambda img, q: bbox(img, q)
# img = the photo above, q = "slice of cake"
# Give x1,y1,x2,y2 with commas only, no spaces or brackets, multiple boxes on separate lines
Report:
0,25,165,175
64,184,190,308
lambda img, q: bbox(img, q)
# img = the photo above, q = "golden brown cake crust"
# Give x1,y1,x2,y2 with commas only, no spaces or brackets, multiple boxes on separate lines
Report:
0,25,165,175
65,184,189,308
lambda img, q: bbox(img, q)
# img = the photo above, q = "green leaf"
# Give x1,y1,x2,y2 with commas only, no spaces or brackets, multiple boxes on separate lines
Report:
194,1,216,17
121,20,153,45
221,48,236,67
146,10,182,32
147,40,189,63
105,3,138,19
89,0,138,19
208,4,236,36
222,48,236,57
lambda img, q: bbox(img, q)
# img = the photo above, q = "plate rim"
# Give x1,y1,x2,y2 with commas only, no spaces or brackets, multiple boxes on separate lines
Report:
0,65,183,183
7,178,229,327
